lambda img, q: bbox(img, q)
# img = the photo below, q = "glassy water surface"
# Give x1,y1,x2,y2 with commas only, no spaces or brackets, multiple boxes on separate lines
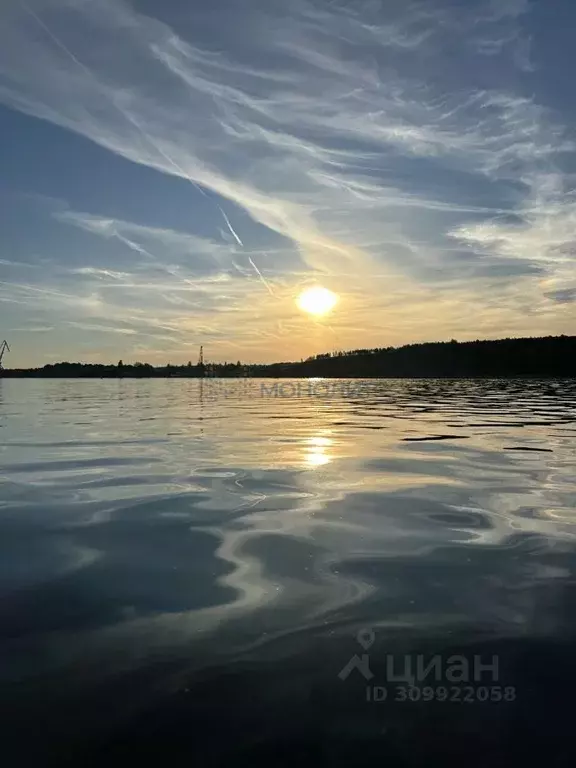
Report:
1,378,576,765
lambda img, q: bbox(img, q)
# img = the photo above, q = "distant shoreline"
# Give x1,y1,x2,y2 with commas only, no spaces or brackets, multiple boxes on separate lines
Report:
2,335,575,379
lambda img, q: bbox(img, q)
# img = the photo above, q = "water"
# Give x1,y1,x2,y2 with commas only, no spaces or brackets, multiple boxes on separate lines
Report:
1,377,576,765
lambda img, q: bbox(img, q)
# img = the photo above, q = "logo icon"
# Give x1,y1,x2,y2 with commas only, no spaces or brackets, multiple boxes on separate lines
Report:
338,628,375,681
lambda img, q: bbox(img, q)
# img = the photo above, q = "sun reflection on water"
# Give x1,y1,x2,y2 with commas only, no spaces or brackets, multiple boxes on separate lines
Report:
304,434,333,467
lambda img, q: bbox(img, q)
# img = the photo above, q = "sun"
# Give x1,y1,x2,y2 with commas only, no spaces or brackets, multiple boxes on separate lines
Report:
296,286,339,316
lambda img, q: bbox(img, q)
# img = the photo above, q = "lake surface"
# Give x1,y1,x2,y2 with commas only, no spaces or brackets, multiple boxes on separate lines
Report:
1,377,576,765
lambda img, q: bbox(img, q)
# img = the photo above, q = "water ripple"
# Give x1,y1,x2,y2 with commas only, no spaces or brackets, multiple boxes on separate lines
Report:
1,377,576,761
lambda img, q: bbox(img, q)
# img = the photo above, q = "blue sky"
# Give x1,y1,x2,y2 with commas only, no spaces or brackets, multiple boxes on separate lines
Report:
0,0,575,366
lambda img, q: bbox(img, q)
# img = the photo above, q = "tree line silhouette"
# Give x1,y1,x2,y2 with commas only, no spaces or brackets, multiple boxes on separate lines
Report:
2,335,575,378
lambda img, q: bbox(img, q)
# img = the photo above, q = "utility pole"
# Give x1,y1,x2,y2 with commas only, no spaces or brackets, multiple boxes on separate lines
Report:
0,340,10,370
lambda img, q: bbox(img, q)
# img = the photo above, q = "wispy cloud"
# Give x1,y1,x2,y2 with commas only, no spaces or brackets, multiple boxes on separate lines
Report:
0,0,574,363
55,210,246,276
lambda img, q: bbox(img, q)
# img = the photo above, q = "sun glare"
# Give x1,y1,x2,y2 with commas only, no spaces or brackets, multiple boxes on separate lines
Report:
296,286,338,316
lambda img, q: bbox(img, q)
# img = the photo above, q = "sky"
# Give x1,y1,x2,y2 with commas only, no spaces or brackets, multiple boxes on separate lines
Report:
0,0,575,367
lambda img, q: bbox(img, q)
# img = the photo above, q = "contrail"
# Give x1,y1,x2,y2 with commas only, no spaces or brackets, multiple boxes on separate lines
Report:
21,1,276,296
248,256,275,296
218,205,276,295
113,105,212,202
20,6,223,227
20,1,90,76
217,205,243,246
115,234,157,261
20,1,201,191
